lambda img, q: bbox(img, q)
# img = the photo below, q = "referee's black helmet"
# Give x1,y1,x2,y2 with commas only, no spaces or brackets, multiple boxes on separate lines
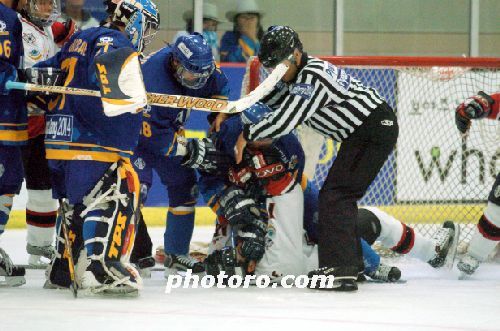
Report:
258,26,303,68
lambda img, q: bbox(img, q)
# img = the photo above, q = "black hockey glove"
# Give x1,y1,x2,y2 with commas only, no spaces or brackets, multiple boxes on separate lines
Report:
455,91,494,134
181,137,232,174
217,186,262,226
238,221,267,262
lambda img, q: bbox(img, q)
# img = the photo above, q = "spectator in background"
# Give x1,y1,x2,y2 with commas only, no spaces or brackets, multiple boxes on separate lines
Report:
220,0,264,63
172,2,223,61
62,0,98,30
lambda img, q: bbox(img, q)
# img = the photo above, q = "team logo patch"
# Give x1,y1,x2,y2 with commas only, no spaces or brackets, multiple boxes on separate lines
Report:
265,219,275,248
23,32,36,45
29,49,42,61
134,157,145,170
290,83,314,99
177,42,193,59
381,119,394,126
99,36,114,44
45,115,74,142
0,20,8,35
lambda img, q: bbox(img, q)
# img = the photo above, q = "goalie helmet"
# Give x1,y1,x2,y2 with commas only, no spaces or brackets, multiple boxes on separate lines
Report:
258,25,303,69
24,0,61,27
105,0,160,53
172,33,215,89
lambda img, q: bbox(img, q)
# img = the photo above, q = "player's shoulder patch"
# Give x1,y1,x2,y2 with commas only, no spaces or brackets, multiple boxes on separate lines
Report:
0,19,8,36
290,83,314,99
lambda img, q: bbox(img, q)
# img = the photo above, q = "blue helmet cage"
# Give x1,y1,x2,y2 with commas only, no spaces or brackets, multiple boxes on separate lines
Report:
173,33,215,89
121,0,160,54
241,102,273,125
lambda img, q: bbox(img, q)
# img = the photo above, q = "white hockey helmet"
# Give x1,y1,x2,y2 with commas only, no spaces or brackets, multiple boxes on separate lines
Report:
25,0,61,27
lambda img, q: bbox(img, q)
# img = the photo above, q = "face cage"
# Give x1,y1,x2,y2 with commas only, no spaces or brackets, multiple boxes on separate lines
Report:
142,19,159,49
175,65,214,90
28,0,61,27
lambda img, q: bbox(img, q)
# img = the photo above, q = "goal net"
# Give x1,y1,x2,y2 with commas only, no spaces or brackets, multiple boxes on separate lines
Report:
241,56,500,255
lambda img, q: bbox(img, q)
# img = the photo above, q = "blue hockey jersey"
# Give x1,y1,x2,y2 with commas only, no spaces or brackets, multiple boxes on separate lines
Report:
139,46,229,156
0,4,26,146
36,27,142,163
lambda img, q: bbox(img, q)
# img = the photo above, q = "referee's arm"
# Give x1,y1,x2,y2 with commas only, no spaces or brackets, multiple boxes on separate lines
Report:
243,74,324,140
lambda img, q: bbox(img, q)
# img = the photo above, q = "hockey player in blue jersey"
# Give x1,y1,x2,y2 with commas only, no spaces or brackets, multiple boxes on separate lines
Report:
178,102,459,282
0,0,28,287
131,33,229,276
33,0,159,294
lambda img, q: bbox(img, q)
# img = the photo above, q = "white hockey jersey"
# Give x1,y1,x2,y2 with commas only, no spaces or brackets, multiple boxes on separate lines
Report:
21,17,58,69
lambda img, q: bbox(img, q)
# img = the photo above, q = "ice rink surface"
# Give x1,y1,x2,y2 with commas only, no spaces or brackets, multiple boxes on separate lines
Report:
1,226,499,331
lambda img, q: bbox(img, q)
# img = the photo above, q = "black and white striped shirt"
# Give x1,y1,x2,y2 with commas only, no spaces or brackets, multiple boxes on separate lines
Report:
244,56,386,142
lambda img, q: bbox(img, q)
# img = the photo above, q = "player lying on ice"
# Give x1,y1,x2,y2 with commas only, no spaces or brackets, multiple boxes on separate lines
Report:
174,102,461,284
454,91,500,277
28,0,159,295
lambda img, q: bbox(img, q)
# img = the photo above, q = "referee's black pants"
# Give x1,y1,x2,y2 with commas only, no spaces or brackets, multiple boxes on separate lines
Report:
318,102,399,270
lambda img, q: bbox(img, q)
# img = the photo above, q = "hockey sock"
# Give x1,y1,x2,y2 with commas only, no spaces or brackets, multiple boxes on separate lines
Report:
361,239,380,274
0,194,14,236
26,189,57,247
164,205,195,255
467,203,500,261
365,206,435,261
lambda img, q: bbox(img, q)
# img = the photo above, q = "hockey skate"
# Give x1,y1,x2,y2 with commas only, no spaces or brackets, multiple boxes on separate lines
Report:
427,221,460,269
0,247,26,287
26,244,55,268
164,253,205,278
80,261,142,296
132,256,156,278
457,254,480,277
366,264,402,283
307,266,358,291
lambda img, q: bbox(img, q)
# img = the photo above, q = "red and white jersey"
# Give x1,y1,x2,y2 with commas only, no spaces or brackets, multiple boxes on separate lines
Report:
21,17,58,69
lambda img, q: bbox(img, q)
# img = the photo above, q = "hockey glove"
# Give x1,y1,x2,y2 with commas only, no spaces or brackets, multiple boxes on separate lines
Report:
455,91,494,134
0,61,18,95
217,186,261,226
238,221,267,262
52,20,77,47
181,137,233,174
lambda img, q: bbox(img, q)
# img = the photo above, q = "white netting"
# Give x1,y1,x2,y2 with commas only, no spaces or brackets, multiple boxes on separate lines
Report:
242,56,500,255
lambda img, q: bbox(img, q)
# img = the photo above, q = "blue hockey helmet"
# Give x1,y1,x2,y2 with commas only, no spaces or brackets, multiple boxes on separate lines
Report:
241,102,272,124
107,0,160,54
173,33,215,89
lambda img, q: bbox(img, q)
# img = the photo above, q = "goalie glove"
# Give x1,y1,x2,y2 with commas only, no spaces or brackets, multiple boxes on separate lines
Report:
455,91,494,134
180,137,233,174
238,221,267,262
217,186,262,226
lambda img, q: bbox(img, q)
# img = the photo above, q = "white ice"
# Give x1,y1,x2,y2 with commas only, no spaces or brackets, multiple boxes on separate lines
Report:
1,226,499,331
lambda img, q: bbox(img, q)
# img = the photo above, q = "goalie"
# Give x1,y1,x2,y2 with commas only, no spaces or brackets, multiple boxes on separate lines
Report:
36,0,159,295
454,91,500,276
177,102,460,283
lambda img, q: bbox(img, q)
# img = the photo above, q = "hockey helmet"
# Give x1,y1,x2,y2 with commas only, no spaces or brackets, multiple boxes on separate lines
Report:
106,0,160,53
241,102,272,125
173,33,215,89
258,25,303,69
25,0,61,27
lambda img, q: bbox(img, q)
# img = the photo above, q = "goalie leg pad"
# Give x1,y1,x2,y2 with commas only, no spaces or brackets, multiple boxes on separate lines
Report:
95,47,147,117
79,161,142,291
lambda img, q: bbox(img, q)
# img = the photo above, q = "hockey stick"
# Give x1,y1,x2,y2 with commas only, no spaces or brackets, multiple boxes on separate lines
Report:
5,63,288,114
58,199,78,298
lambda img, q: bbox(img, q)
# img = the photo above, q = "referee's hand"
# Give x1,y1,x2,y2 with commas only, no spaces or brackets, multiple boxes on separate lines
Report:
235,132,247,164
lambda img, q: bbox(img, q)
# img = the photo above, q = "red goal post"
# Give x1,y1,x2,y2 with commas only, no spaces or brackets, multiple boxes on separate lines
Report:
241,56,500,253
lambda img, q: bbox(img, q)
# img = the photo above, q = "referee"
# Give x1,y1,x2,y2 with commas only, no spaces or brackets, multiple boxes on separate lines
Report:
234,26,399,291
